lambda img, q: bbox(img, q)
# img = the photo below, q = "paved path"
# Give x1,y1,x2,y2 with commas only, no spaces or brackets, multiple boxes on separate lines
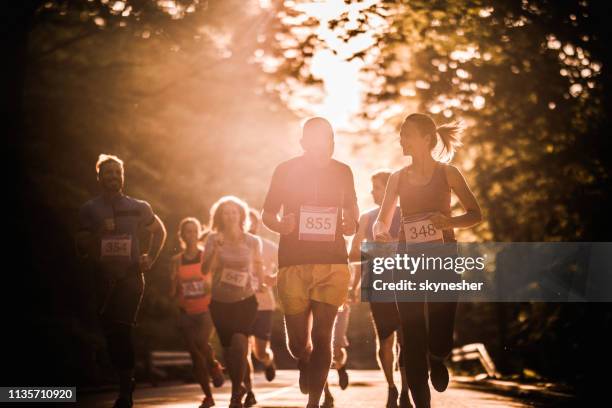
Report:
75,370,537,407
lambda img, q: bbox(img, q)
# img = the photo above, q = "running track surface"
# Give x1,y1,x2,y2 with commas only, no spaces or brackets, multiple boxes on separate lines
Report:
75,370,535,407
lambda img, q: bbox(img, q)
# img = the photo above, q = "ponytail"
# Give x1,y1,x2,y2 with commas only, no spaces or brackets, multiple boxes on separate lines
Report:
434,122,464,163
402,113,464,163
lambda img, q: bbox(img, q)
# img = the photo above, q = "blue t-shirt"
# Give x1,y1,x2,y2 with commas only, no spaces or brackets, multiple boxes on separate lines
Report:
364,206,401,242
78,194,155,271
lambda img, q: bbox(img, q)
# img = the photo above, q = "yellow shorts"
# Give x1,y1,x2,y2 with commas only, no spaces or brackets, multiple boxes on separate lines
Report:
276,264,351,315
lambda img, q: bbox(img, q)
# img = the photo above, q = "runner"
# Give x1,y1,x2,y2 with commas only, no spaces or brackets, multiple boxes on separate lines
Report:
321,298,352,408
169,217,225,408
349,170,410,408
373,113,482,408
76,154,167,408
262,117,359,408
202,196,266,408
242,209,279,407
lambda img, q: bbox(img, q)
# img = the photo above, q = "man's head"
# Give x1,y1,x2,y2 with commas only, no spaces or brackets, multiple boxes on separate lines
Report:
300,117,334,165
96,154,124,193
371,169,392,206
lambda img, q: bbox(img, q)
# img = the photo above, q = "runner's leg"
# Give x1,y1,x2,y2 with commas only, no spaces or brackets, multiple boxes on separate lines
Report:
308,300,339,407
397,301,430,408
182,319,212,398
253,337,274,367
243,339,254,392
284,309,313,361
378,334,396,387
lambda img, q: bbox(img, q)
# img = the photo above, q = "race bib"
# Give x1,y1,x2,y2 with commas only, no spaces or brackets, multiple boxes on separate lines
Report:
100,234,132,258
181,280,207,298
299,206,338,242
402,214,444,244
220,268,249,288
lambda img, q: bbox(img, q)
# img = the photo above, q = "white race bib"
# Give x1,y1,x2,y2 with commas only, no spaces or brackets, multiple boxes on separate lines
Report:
181,280,206,298
402,214,444,244
299,206,338,242
100,235,132,258
220,268,249,288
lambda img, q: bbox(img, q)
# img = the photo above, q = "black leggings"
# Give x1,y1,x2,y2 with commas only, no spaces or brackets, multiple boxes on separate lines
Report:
102,320,135,371
396,301,457,387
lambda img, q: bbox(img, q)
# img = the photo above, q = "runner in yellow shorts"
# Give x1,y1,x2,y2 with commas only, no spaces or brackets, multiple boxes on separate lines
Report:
276,264,351,315
262,117,359,408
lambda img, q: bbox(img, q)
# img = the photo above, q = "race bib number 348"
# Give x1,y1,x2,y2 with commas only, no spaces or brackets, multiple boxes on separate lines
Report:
403,216,444,244
299,206,338,242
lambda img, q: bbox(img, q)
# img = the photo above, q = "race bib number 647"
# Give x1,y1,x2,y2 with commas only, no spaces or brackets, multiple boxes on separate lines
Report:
299,206,338,242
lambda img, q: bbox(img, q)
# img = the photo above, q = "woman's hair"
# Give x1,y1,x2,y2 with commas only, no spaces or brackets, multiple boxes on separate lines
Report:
178,217,202,250
209,195,250,233
402,113,464,163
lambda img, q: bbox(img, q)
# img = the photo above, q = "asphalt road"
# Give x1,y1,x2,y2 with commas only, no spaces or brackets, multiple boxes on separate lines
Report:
74,370,540,408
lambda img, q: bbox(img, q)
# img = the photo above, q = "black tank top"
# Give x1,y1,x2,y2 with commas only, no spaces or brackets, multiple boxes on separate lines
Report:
398,162,456,243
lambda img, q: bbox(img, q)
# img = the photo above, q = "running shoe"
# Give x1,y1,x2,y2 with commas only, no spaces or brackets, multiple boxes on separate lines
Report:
337,366,349,390
265,360,276,382
199,396,215,408
429,357,449,392
210,362,225,388
244,390,257,408
399,390,412,408
386,386,399,408
229,386,246,408
298,359,309,394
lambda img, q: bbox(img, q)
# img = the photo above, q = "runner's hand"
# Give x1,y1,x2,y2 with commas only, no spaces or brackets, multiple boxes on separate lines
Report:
278,213,296,235
372,220,391,242
341,218,357,235
430,213,453,230
139,254,153,273
374,231,392,242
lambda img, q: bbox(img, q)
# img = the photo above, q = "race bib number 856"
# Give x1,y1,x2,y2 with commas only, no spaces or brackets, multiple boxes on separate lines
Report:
299,206,338,242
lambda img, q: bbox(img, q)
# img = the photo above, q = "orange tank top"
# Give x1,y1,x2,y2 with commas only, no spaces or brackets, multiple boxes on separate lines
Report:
177,251,212,314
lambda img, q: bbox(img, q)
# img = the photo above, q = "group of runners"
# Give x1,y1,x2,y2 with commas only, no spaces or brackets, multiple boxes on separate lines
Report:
76,113,482,408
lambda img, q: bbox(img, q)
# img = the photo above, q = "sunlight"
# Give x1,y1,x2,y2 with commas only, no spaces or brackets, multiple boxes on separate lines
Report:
289,0,381,130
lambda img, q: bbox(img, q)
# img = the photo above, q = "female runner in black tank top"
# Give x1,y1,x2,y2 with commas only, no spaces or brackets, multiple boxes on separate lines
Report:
373,113,482,408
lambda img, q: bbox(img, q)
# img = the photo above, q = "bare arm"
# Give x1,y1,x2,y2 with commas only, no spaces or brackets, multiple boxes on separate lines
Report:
373,170,400,240
253,238,265,291
445,165,482,229
145,214,167,264
342,197,360,236
169,256,179,298
349,212,369,263
347,213,370,302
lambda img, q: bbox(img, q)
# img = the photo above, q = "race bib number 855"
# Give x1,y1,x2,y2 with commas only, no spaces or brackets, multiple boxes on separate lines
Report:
299,206,338,242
